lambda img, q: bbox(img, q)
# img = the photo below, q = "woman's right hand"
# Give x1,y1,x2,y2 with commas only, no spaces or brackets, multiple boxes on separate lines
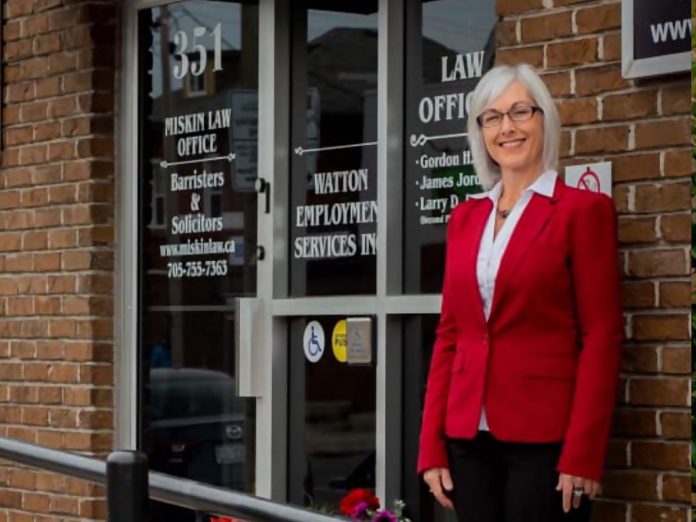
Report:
423,467,454,509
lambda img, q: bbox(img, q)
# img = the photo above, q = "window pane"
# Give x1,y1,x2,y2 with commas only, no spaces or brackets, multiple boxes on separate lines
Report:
290,4,379,296
401,314,457,522
288,316,376,511
403,0,495,293
137,4,259,520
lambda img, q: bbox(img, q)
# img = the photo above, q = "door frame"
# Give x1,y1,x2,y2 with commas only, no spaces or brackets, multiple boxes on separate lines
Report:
118,0,441,504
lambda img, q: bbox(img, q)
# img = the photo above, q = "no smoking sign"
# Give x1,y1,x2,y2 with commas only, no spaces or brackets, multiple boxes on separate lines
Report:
564,161,612,197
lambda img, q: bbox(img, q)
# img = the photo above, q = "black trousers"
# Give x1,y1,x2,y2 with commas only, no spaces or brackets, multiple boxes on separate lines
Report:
445,432,592,522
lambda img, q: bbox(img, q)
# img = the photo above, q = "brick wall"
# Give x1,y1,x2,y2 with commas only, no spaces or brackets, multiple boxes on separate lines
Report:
496,1,691,521
0,0,117,519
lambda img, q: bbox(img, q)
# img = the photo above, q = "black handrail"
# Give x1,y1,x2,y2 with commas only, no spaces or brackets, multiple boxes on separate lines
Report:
0,437,346,522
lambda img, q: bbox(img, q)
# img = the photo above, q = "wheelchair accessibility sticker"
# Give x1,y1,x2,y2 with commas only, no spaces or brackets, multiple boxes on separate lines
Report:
303,321,325,363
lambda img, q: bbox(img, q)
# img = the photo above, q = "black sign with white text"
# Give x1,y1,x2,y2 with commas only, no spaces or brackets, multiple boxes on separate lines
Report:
632,0,691,59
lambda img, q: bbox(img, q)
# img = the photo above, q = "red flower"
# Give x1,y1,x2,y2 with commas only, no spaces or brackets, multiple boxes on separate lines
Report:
339,488,380,517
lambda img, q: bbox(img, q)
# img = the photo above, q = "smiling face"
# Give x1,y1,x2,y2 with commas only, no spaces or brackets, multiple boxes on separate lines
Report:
481,80,544,175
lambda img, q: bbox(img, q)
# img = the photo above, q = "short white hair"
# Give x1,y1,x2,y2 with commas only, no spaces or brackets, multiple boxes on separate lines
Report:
467,64,561,190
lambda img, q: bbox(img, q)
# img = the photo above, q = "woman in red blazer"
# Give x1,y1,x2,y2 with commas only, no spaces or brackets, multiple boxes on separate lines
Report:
418,63,623,522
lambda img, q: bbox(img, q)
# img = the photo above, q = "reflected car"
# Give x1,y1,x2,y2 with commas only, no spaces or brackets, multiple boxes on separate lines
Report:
146,367,252,491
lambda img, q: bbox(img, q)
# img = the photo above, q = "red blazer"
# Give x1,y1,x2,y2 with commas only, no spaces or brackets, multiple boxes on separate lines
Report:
417,178,623,481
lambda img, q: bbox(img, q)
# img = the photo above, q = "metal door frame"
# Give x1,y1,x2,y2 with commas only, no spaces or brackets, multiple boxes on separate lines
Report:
118,0,441,504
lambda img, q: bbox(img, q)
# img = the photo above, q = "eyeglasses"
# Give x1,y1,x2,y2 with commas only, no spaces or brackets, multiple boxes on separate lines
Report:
476,104,544,128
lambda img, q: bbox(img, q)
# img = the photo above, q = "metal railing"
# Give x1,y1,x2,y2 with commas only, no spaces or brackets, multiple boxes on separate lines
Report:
0,437,346,522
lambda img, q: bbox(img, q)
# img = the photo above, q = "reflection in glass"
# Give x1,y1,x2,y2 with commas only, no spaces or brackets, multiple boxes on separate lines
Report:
138,2,258,520
403,0,495,294
402,315,457,522
288,316,376,512
290,4,379,296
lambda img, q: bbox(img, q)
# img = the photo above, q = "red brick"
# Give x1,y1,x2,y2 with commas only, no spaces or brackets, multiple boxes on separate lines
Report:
663,149,690,177
602,90,657,121
495,19,517,47
22,231,47,251
49,496,79,516
628,376,688,406
78,410,112,430
18,145,48,167
76,137,114,158
661,84,690,115
48,6,90,31
34,296,60,315
540,71,571,97
78,226,114,247
49,96,78,118
576,65,629,96
575,125,629,154
634,118,690,149
35,77,61,99
659,412,690,439
575,3,621,34
48,184,77,204
617,216,656,244
632,441,689,470
559,130,571,158
0,160,25,184
61,25,92,50
34,32,61,55
661,345,690,374
601,470,657,500
661,474,689,502
632,314,689,341
34,252,60,272
20,57,49,81
496,0,543,15
9,469,36,490
632,504,688,522
659,214,689,242
46,275,76,294
0,490,22,509
605,440,628,467
602,33,621,62
6,81,35,103
612,408,658,437
495,46,544,68
520,12,572,43
23,15,50,37
47,142,75,162
658,281,689,308
34,122,61,142
547,38,597,68
5,0,34,17
556,97,597,125
621,344,657,373
4,21,21,41
634,182,690,213
591,501,626,521
33,165,63,186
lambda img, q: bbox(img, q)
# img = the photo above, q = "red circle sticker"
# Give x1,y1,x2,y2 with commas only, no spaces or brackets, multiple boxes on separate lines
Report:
577,168,600,192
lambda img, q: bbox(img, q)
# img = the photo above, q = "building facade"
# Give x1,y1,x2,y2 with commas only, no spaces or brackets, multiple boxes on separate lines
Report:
0,0,691,521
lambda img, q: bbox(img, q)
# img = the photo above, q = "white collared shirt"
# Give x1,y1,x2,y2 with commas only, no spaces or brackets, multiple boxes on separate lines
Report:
468,169,557,430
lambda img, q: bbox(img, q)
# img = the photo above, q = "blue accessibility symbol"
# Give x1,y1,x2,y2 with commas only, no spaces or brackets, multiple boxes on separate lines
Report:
303,321,325,363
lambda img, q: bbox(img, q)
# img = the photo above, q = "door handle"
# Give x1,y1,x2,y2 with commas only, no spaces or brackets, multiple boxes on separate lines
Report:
234,297,261,398
255,177,271,214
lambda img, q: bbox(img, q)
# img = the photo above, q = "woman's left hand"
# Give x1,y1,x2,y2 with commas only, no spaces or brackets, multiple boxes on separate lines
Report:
556,473,600,512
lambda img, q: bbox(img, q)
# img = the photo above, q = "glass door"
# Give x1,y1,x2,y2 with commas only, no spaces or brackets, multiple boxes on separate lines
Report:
285,0,379,512
136,2,259,520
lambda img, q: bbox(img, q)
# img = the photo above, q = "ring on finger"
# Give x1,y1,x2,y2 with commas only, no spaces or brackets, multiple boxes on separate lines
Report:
572,487,584,497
